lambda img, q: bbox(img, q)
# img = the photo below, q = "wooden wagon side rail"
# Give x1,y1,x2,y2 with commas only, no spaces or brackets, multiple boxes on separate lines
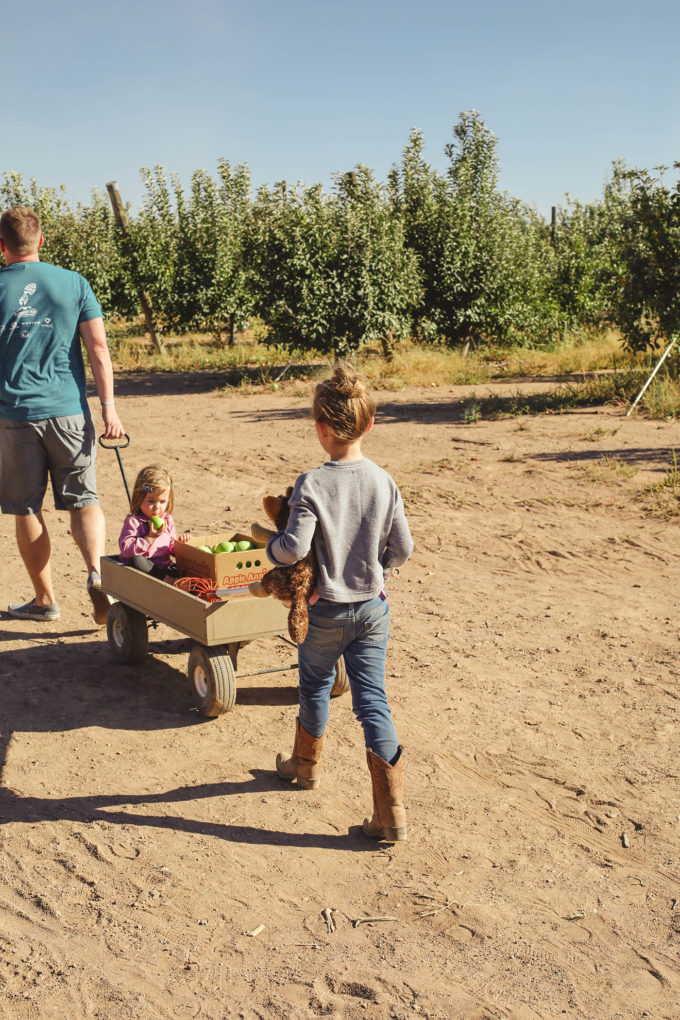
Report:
100,556,289,645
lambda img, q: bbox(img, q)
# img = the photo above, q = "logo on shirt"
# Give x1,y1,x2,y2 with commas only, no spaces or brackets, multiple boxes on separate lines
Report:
16,283,37,318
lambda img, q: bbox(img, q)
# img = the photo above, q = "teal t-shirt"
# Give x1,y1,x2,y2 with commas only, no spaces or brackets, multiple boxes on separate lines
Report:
0,261,102,421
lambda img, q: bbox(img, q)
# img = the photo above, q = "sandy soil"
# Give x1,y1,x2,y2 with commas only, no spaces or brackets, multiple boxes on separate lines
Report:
1,371,680,1020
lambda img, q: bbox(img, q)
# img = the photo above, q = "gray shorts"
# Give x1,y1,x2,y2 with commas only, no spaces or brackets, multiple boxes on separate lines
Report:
0,414,99,515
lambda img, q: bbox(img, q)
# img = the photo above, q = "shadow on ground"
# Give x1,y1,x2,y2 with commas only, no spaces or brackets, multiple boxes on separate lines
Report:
530,447,678,472
0,775,373,851
0,632,299,782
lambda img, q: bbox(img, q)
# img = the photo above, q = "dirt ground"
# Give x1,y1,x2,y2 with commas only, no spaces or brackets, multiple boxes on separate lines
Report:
1,370,680,1020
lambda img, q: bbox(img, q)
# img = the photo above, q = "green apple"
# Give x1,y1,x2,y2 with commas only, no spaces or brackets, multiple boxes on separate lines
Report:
213,541,235,554
197,545,213,553
235,540,252,551
150,515,163,530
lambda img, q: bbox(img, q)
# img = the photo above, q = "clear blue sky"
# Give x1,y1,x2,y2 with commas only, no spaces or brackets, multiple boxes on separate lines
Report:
5,0,678,221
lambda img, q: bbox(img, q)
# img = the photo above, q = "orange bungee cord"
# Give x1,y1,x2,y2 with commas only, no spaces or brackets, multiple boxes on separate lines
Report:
173,576,222,602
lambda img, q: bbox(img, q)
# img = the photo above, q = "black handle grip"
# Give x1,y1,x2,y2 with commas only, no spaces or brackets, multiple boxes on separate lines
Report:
98,433,130,450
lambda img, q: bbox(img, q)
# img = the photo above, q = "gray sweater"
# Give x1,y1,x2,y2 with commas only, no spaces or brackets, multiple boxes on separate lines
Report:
267,457,414,602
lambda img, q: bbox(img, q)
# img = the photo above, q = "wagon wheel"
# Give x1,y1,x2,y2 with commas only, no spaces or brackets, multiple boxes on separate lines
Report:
330,655,349,697
106,602,149,664
188,644,237,717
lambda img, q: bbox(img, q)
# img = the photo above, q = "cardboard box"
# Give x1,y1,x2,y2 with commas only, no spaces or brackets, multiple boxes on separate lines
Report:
174,532,272,593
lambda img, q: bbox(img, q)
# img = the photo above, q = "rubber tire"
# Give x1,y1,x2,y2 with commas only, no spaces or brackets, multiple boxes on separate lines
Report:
330,655,350,697
188,644,237,716
106,602,149,664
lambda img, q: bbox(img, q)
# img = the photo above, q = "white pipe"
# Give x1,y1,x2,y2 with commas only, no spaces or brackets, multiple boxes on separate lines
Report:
626,335,677,417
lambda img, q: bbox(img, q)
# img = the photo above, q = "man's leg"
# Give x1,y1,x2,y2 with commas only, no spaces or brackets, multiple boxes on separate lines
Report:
69,504,112,625
68,503,106,576
15,511,56,606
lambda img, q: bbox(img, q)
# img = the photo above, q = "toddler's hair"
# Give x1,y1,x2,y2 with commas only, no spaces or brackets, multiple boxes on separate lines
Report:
129,465,175,515
312,361,375,441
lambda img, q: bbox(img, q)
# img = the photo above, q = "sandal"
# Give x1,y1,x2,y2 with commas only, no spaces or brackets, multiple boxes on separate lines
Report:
8,599,60,622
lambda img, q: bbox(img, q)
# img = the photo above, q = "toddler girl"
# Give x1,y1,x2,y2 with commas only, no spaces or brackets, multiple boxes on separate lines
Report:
257,362,414,841
119,465,191,580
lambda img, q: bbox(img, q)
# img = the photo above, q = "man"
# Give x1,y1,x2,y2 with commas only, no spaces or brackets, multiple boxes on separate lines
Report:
0,206,125,624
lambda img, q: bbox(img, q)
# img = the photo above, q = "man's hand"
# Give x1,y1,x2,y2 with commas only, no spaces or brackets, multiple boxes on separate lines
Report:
101,404,124,439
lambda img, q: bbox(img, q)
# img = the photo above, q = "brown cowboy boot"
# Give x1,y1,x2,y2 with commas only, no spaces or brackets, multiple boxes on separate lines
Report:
276,717,324,790
362,746,407,841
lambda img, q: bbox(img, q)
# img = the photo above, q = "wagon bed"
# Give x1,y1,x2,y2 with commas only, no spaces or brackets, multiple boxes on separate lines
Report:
99,556,348,716
101,555,290,645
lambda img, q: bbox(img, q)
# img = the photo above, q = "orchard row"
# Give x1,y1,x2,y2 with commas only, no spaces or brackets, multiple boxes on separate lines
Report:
2,112,678,355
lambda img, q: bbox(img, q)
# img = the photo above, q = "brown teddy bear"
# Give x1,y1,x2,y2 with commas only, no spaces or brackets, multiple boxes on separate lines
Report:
248,487,316,644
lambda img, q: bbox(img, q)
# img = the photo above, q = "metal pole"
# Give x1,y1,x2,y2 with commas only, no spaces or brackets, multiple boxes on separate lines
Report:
236,663,298,679
106,181,164,354
626,335,677,417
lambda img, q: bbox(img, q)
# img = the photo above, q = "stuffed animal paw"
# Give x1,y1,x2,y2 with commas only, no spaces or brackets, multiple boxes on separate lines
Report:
248,578,292,608
251,521,275,545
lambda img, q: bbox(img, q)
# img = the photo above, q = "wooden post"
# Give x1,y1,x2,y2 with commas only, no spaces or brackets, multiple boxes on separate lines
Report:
106,181,164,354
550,206,556,246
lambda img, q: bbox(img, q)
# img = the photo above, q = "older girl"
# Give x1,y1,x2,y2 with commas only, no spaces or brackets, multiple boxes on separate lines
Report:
256,362,414,841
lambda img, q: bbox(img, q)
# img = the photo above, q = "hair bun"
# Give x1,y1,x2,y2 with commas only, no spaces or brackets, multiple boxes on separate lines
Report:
313,360,375,441
332,361,364,399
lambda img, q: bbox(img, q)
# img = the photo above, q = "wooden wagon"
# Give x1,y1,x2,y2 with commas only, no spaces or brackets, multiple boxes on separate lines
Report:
100,556,349,716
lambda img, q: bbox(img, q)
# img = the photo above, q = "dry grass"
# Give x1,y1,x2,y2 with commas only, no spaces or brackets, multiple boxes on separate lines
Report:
633,376,680,421
105,322,635,384
490,329,626,378
99,322,680,419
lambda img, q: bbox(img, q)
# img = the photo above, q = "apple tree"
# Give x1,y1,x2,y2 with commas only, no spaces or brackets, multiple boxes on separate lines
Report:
389,116,560,347
604,162,680,352
134,160,255,342
249,167,420,357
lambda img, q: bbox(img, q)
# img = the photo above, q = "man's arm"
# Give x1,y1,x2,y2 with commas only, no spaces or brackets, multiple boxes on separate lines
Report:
79,317,124,439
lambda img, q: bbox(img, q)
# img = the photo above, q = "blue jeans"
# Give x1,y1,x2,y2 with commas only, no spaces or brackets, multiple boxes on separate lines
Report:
297,595,399,764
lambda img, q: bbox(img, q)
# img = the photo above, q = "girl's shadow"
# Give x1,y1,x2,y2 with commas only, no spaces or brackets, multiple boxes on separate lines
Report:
0,772,375,851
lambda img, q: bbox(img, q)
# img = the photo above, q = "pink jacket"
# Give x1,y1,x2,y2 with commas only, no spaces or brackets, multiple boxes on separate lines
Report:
119,512,177,569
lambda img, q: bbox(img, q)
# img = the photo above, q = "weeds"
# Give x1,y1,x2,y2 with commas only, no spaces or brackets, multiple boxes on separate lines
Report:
637,450,680,518
637,377,680,420
490,328,625,378
583,456,639,484
582,425,621,442
422,457,464,474
463,400,482,424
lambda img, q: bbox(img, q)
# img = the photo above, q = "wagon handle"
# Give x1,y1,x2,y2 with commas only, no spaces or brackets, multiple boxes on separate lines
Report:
99,433,132,505
99,434,131,450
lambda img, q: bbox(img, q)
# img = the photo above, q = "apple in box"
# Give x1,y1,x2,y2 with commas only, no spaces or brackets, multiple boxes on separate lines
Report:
174,532,267,588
